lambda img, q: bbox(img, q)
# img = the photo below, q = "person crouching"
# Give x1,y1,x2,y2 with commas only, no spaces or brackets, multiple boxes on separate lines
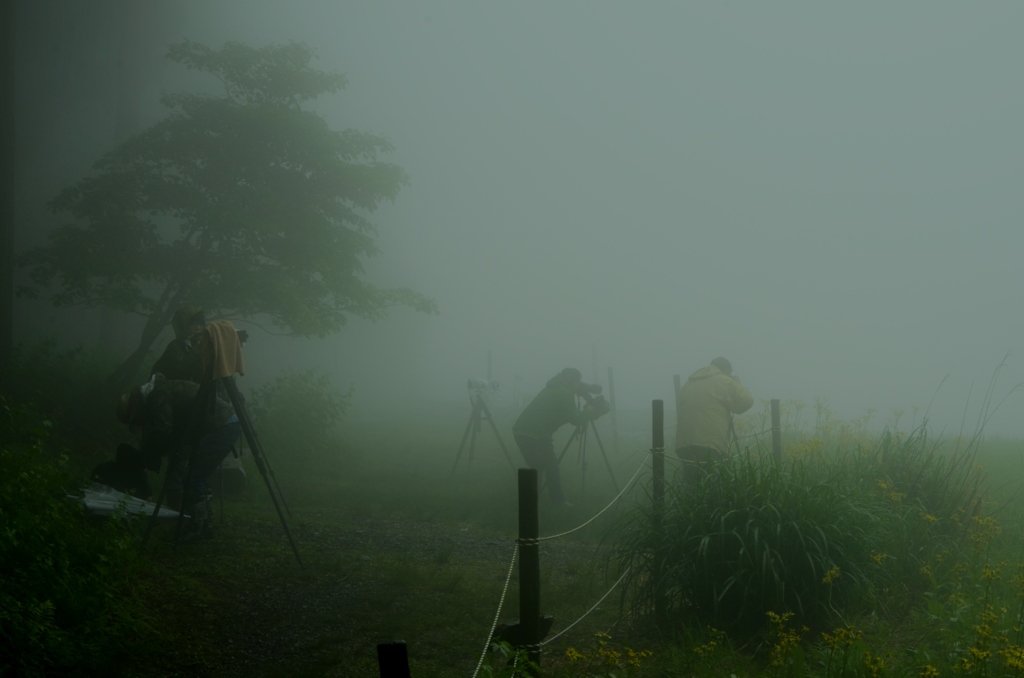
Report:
117,374,241,541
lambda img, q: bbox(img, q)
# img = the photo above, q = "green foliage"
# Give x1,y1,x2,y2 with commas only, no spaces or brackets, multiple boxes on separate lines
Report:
248,369,352,474
18,39,437,384
0,397,147,676
615,426,983,640
1,340,129,461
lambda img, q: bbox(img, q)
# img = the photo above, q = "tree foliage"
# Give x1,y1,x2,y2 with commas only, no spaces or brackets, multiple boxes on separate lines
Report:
19,40,436,384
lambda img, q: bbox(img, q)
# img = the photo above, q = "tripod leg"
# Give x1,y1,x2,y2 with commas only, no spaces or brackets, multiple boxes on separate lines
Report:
542,426,581,495
451,401,477,474
223,377,304,568
231,391,293,519
478,399,517,469
467,405,480,470
142,455,178,550
555,426,582,466
589,420,620,493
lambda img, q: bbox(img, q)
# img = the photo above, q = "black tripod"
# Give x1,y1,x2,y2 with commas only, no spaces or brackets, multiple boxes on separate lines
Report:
554,405,619,498
141,372,303,568
452,392,516,473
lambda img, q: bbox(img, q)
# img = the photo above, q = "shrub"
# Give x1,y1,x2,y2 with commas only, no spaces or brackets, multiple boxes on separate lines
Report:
247,369,352,475
614,425,981,640
1,340,130,466
0,397,148,676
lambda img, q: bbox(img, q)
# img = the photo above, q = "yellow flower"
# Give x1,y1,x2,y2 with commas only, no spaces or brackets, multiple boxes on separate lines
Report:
870,551,888,565
565,647,585,663
822,565,841,584
920,665,940,677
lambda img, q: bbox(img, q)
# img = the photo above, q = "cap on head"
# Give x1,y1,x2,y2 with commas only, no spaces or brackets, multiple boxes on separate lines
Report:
560,367,583,382
711,357,733,375
171,304,205,340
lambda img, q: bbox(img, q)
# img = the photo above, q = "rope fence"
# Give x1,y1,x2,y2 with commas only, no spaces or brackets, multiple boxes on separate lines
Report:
541,567,631,647
470,543,520,678
538,458,648,542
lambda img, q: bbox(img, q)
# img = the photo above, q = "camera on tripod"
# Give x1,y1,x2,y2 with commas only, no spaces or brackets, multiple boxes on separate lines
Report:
467,378,500,397
575,383,611,417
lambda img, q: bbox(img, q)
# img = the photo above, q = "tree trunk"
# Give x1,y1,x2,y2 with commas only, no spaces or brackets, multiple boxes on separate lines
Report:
105,309,170,395
0,0,15,388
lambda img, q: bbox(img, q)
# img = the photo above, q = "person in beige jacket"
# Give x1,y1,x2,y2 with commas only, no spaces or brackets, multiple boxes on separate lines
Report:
675,357,754,486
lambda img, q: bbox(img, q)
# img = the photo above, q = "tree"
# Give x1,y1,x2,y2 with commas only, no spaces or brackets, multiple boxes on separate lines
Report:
18,41,437,390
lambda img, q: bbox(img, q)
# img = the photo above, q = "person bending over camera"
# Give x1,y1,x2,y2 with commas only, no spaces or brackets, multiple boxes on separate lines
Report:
512,368,609,506
675,357,754,488
117,374,241,541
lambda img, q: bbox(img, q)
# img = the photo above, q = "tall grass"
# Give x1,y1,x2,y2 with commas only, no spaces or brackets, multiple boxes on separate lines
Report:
614,424,986,640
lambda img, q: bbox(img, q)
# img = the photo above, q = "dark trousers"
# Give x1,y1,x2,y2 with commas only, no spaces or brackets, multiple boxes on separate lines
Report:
514,433,564,504
167,421,243,505
675,445,725,490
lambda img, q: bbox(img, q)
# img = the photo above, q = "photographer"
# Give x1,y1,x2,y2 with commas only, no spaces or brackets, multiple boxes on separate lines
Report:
512,368,610,506
117,374,241,541
675,357,754,487
150,305,205,383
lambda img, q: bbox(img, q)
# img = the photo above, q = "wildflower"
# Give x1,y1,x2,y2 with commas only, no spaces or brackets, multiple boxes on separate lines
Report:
863,651,886,678
920,665,940,677
565,647,585,663
981,561,1006,583
921,513,939,524
821,625,862,650
870,551,889,565
625,648,652,667
822,565,841,584
1000,643,1024,670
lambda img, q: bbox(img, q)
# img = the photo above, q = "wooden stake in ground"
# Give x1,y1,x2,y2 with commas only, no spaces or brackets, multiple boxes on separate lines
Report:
518,468,541,676
652,400,666,630
771,398,782,465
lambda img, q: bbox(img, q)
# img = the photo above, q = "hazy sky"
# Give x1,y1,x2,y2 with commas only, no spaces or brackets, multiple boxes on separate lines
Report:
21,2,1024,434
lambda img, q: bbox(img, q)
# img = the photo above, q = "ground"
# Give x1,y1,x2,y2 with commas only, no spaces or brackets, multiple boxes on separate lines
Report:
127,500,617,678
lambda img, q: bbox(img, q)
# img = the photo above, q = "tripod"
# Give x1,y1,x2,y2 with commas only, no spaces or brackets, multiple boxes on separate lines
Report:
141,337,303,568
452,393,516,473
553,408,619,498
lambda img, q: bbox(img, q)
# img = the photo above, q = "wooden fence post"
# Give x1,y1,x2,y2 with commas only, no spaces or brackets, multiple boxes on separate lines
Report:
652,400,666,629
607,367,619,457
377,641,411,678
518,468,541,676
771,398,782,465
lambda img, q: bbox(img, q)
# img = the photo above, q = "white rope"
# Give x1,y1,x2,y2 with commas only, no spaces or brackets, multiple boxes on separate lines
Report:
538,459,648,542
541,567,631,646
470,543,519,678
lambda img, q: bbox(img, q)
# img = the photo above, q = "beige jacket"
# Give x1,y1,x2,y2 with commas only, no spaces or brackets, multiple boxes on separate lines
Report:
675,365,754,455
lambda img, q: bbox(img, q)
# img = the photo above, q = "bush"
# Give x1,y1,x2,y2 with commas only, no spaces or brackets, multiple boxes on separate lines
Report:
1,340,130,466
247,369,352,475
0,397,147,676
614,426,982,640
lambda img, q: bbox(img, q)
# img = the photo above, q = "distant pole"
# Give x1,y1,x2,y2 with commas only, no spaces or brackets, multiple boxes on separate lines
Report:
651,400,666,629
518,469,541,676
377,641,411,678
771,398,782,465
607,367,619,456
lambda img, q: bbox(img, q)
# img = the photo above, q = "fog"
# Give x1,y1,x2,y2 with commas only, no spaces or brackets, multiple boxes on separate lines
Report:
13,2,1024,434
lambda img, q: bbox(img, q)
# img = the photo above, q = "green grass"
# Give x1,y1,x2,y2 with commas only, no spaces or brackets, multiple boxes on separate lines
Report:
8,340,1024,677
